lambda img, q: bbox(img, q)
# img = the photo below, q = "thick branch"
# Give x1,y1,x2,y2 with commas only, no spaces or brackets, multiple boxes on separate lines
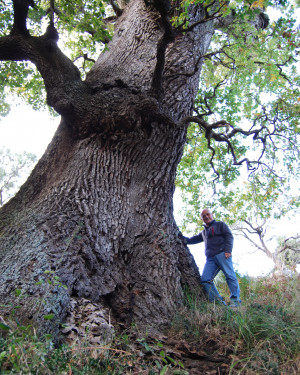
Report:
145,0,174,99
0,33,88,127
11,0,35,36
110,0,123,17
1,0,88,123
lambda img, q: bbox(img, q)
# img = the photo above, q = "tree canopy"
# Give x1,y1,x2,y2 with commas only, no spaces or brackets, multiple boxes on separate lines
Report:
1,1,299,209
174,1,300,230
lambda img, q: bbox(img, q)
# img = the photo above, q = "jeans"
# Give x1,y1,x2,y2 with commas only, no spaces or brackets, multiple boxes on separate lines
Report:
201,252,241,305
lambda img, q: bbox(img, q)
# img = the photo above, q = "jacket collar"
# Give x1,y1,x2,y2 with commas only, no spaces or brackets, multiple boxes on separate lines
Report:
204,219,215,229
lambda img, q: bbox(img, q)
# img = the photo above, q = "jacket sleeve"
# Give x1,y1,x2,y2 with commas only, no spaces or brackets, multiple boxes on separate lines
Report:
222,222,234,253
183,233,203,245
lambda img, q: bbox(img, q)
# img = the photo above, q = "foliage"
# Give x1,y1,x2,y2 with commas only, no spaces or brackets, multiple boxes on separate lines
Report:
276,235,300,270
0,0,113,115
0,61,48,116
171,274,300,374
0,147,37,206
176,1,300,232
1,275,298,374
1,1,299,211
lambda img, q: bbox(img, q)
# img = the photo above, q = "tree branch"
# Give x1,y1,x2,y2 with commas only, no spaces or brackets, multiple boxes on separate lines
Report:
109,0,123,17
235,219,277,263
277,235,300,254
10,0,36,36
145,0,175,100
179,115,272,174
0,33,87,126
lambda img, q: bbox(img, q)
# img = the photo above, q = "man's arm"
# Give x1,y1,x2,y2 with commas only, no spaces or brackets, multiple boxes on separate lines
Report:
183,233,203,245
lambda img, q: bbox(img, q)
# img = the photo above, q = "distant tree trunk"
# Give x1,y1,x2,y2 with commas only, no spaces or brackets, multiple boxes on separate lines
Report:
0,0,213,338
234,220,292,275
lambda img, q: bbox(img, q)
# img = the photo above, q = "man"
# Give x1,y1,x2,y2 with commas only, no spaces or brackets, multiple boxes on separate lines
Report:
183,209,241,306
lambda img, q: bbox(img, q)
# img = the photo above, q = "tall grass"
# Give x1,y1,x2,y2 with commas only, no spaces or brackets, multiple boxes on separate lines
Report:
171,274,300,374
0,321,187,374
0,324,140,374
1,274,299,374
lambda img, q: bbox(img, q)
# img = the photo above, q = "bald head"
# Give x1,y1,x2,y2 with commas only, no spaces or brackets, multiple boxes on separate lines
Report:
201,209,213,225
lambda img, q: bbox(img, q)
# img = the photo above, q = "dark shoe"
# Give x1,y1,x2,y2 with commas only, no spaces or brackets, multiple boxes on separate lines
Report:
230,298,242,308
216,296,227,306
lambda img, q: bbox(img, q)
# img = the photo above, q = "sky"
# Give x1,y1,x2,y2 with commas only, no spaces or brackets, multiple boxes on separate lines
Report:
0,104,59,156
1,101,298,278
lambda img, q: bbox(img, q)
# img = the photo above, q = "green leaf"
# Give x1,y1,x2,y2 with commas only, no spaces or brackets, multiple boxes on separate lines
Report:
0,322,11,331
14,289,22,297
166,355,176,364
0,351,8,361
160,365,169,375
44,270,54,274
43,314,55,320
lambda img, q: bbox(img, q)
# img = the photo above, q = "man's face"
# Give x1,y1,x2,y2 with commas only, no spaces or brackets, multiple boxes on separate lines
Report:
201,210,213,225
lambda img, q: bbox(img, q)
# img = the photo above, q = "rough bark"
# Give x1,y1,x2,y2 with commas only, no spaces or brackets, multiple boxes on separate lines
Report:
0,0,213,339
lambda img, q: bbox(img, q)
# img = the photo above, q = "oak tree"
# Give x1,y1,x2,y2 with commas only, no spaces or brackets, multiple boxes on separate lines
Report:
0,0,298,340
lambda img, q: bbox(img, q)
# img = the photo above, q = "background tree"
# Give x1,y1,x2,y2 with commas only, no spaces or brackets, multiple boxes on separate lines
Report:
0,0,299,340
0,147,37,207
177,156,300,274
277,235,300,272
176,1,300,274
232,220,300,274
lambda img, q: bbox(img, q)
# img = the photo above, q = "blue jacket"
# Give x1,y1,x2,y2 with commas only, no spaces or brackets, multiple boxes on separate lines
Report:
184,220,234,258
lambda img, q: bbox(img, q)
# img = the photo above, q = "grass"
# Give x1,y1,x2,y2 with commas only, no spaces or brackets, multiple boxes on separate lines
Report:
171,273,300,374
0,322,187,374
0,274,299,374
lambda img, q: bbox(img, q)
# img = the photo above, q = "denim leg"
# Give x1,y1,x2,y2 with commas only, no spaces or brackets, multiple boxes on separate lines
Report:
201,257,225,304
214,252,241,302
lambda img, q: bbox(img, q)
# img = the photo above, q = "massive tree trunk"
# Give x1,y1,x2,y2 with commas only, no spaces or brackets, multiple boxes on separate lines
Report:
0,0,213,340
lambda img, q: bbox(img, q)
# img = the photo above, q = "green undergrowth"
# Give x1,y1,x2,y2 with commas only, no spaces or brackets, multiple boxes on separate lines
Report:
0,275,299,374
171,273,300,374
0,323,187,374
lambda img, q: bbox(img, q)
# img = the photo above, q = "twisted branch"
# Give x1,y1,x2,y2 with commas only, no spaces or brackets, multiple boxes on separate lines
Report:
10,0,35,36
179,114,271,177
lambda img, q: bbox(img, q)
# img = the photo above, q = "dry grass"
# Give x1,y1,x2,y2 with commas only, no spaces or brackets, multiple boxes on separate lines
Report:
1,274,299,374
170,274,300,374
